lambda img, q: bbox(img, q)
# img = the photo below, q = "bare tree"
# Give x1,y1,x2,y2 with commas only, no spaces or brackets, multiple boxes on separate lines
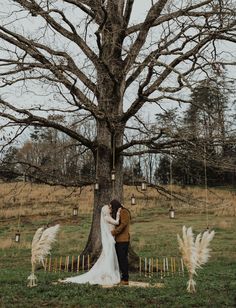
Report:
0,0,235,257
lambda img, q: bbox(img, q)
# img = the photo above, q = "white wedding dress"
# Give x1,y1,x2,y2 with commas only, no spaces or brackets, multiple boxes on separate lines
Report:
63,205,121,285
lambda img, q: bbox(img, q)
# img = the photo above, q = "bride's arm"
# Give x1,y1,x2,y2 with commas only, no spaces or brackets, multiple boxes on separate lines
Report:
105,209,120,225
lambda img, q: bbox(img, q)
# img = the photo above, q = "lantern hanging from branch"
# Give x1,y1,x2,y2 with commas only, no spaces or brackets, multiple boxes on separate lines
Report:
169,206,175,219
15,230,21,243
141,180,147,191
95,148,99,191
131,194,136,205
72,205,79,217
94,180,99,191
111,169,116,181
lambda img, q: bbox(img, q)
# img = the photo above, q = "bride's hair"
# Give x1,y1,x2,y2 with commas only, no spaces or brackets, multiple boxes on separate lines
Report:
110,199,122,219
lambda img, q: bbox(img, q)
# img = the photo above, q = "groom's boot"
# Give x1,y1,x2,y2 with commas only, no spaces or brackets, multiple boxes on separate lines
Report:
119,280,129,286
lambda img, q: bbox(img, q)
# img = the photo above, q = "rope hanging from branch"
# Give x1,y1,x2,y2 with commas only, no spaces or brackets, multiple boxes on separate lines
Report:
94,147,99,190
204,144,209,228
169,148,173,206
111,133,116,197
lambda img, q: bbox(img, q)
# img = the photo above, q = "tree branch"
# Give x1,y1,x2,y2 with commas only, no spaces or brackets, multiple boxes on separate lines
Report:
0,98,95,150
123,0,169,72
13,0,100,68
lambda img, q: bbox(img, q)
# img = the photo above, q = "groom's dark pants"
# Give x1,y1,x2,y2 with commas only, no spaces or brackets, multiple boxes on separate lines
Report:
115,242,129,281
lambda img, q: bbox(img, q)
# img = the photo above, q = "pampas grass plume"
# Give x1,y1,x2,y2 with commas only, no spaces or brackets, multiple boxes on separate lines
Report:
177,226,215,293
27,224,60,287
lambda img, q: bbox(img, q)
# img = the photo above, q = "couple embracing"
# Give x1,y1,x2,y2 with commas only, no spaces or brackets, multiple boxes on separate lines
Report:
63,199,131,286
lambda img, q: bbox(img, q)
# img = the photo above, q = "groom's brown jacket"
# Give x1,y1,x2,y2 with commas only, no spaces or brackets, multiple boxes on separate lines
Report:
111,207,130,242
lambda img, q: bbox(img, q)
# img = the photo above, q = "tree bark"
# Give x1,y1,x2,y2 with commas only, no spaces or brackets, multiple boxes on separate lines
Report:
81,119,124,258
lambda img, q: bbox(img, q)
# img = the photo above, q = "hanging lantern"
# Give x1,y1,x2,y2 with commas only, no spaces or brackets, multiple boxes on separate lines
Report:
15,230,20,243
141,180,147,191
169,206,175,219
94,181,99,191
111,169,116,181
131,194,136,205
72,205,79,217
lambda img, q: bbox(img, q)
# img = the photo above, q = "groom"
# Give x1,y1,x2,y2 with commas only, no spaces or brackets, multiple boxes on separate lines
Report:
110,199,131,285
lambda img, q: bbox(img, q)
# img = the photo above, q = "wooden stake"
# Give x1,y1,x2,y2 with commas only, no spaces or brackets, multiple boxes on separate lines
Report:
77,255,80,272
159,258,161,270
139,257,142,276
48,257,52,272
178,258,181,276
59,256,62,272
87,255,90,270
160,259,163,280
166,257,169,276
148,258,151,277
82,255,85,271
71,255,74,272
156,258,158,276
68,256,70,272
170,257,173,275
66,256,69,272
144,257,147,277
181,257,184,276
44,258,48,272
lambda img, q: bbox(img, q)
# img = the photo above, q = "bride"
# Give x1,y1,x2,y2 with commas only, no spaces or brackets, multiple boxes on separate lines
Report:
61,204,121,285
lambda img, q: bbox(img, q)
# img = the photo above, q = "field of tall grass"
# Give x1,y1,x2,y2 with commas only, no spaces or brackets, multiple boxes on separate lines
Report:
1,182,235,221
0,182,235,307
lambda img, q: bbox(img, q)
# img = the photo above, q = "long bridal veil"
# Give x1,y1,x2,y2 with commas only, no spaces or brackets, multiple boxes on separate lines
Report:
63,206,120,285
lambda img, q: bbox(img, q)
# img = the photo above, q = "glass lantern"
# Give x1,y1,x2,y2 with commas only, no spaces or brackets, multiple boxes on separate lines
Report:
94,181,99,191
111,169,116,181
15,230,20,243
169,206,175,219
73,205,79,217
131,194,136,205
141,180,147,191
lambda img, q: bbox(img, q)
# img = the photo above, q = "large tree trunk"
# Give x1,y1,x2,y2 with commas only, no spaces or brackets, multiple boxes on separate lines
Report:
82,120,124,259
81,118,139,269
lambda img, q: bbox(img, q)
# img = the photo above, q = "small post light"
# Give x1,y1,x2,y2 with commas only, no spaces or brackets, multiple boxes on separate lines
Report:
111,169,116,181
15,230,21,243
141,180,147,191
94,181,99,191
73,205,79,217
169,206,175,219
131,194,136,205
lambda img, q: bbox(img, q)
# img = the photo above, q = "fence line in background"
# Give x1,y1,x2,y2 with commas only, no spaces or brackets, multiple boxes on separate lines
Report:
44,255,184,277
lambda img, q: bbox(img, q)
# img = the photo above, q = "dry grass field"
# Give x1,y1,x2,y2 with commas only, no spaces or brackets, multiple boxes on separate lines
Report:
1,182,236,219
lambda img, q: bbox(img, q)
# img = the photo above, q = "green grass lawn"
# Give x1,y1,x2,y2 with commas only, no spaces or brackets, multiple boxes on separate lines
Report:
0,204,236,307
